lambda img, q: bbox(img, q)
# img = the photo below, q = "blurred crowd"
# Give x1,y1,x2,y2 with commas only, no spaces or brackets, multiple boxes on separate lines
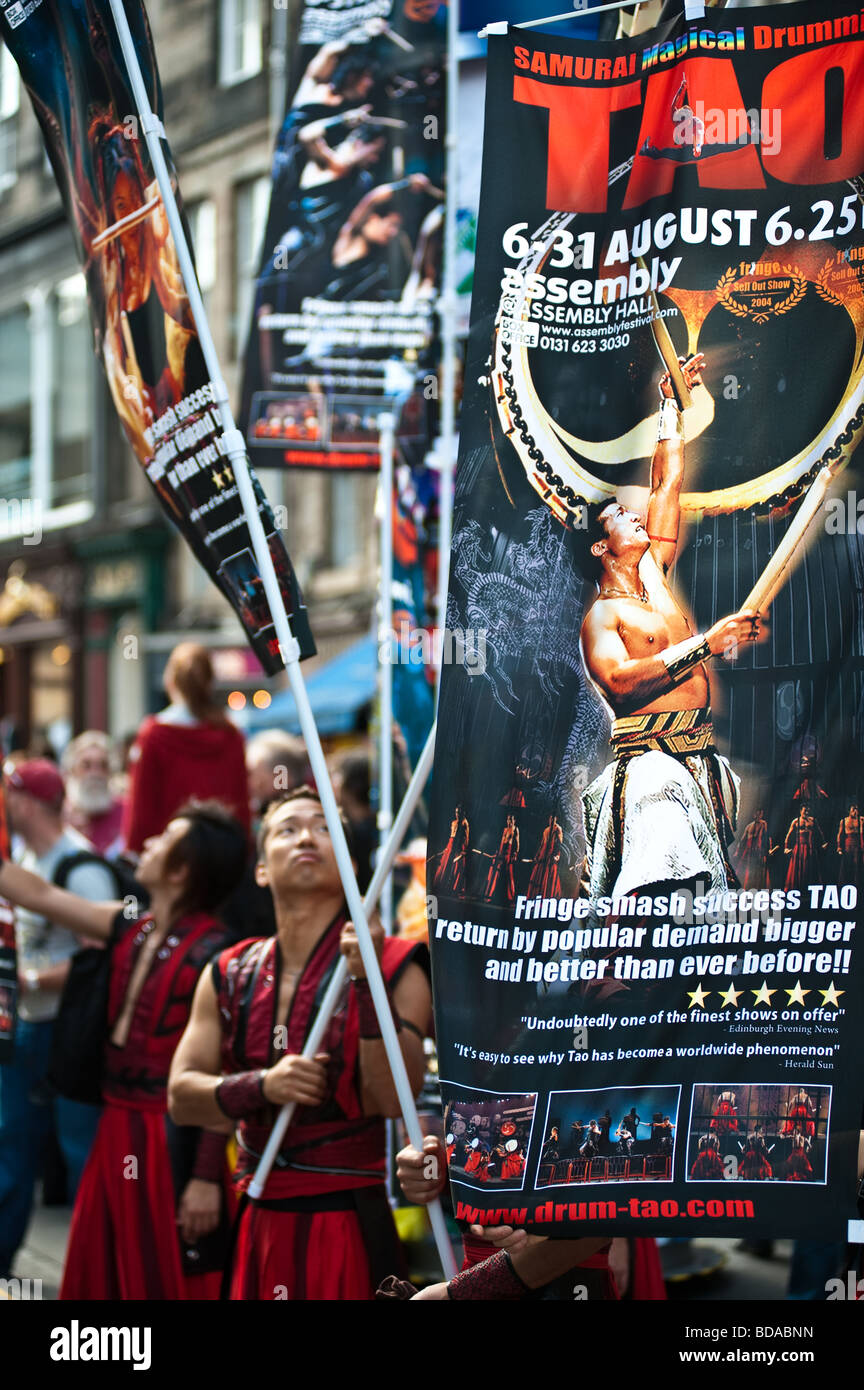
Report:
2,642,855,1302
0,642,403,1286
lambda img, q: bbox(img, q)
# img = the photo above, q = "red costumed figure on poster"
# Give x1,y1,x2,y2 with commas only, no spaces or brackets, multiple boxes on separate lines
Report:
784,809,824,890
735,809,771,888
485,815,519,902
464,1140,490,1182
433,806,470,896
689,1134,725,1180
500,1140,525,1181
837,804,864,882
739,1127,773,1180
709,1089,738,1135
784,1134,814,1182
527,815,564,897
781,1088,816,1138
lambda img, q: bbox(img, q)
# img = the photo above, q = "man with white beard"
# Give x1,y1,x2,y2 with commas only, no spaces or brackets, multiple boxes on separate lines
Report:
62,732,125,859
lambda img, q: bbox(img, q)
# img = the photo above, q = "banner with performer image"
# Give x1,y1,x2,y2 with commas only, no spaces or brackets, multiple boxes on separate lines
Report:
429,0,864,1238
239,0,445,472
0,773,16,1063
1,0,314,674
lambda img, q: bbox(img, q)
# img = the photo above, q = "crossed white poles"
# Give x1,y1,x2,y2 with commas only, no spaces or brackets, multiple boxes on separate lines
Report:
108,0,457,1280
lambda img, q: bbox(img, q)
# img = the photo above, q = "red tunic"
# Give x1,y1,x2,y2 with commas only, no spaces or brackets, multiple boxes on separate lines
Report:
710,1098,738,1134
434,818,469,895
785,823,817,891
485,827,519,902
123,715,251,854
214,919,426,1301
781,1101,815,1138
527,824,563,898
60,912,230,1301
501,1152,525,1181
739,1142,773,1180
464,1148,490,1182
736,817,769,889
784,1150,813,1182
690,1147,725,1180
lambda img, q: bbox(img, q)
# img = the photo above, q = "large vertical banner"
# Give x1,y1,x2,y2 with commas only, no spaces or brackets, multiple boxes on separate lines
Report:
1,0,314,673
430,0,864,1238
0,775,16,1061
239,0,445,472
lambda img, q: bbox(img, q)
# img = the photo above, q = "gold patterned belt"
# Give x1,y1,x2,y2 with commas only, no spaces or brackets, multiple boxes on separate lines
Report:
610,707,715,757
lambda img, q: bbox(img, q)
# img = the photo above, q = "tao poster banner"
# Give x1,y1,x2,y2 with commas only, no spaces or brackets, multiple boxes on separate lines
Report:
239,0,445,471
1,0,314,674
430,0,864,1239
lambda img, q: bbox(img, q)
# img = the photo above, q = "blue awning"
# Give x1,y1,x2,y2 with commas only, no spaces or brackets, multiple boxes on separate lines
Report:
240,635,377,736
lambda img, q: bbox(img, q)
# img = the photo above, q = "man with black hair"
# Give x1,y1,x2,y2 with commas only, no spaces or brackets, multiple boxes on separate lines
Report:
0,800,248,1299
579,353,767,907
168,788,432,1300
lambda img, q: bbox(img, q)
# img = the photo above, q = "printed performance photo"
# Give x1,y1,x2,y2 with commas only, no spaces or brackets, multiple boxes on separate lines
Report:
686,1082,832,1184
536,1085,682,1187
440,1084,538,1190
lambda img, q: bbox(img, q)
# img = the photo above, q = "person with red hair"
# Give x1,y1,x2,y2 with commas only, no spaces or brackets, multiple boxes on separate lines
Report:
123,643,250,856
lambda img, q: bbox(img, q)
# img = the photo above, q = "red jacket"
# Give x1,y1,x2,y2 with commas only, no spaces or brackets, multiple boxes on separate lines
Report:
123,716,250,853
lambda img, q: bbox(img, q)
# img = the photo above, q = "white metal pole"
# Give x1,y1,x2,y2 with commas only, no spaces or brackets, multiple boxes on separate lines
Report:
248,724,439,1187
434,0,460,695
378,412,395,936
269,2,289,148
107,0,457,1282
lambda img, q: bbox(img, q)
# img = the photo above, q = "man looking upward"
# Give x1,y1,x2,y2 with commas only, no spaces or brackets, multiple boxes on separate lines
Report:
580,353,767,903
169,788,432,1300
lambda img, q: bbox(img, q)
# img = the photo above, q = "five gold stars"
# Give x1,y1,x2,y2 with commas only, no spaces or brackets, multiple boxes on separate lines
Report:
751,980,777,1007
819,981,844,1008
684,978,844,1012
784,981,810,1007
719,983,743,1008
687,983,710,1009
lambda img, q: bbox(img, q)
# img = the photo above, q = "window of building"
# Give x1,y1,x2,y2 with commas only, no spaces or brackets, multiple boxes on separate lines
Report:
219,0,263,87
186,199,217,315
233,175,270,357
328,473,372,569
0,42,20,193
0,277,95,538
0,304,32,502
51,276,94,510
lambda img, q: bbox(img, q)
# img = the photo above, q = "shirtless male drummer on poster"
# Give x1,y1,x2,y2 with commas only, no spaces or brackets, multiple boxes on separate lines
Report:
579,353,768,905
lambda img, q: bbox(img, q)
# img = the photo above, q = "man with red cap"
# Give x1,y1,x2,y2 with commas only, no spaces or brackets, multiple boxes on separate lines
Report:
0,759,117,1279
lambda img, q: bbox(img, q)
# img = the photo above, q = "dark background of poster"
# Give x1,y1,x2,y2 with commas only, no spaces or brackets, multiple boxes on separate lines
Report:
429,0,864,1236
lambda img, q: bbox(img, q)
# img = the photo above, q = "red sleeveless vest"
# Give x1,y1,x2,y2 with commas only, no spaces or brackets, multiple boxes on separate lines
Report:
103,911,226,1111
215,916,422,1198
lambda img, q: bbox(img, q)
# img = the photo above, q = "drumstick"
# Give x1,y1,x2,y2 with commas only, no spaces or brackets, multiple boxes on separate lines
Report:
636,255,692,409
364,116,409,129
740,466,834,615
92,194,162,250
381,24,415,51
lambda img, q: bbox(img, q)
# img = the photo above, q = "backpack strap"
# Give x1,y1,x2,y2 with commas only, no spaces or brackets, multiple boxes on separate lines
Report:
53,849,120,895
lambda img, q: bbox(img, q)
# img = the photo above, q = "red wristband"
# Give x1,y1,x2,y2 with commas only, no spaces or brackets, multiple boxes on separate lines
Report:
215,1069,266,1119
352,977,401,1039
192,1130,227,1183
448,1250,530,1301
